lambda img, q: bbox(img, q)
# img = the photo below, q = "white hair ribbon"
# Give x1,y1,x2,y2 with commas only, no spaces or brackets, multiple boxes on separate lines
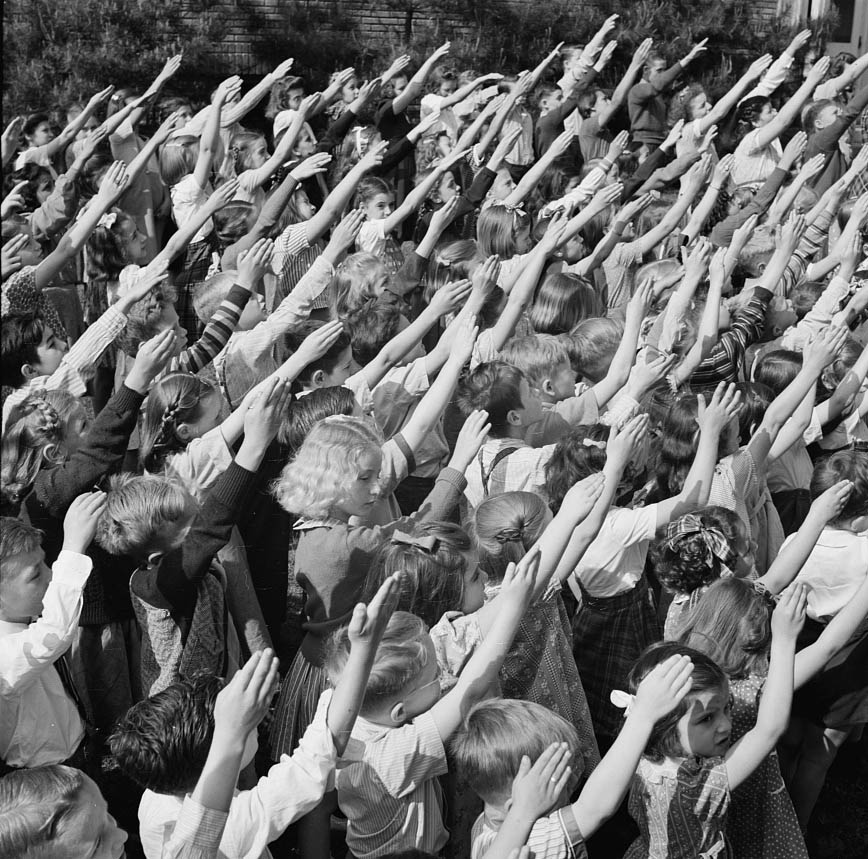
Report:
610,689,635,716
98,211,117,230
206,252,222,279
582,438,607,450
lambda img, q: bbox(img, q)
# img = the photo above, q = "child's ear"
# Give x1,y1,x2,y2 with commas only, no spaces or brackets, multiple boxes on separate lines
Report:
757,261,767,274
389,701,407,725
311,369,326,388
145,551,165,570
506,408,523,427
541,378,556,396
850,513,868,535
20,362,40,382
175,423,194,443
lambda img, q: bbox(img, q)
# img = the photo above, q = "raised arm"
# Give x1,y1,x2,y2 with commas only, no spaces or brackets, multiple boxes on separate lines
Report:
504,129,574,207
392,42,451,115
697,54,773,134
598,38,652,128
194,77,242,189
30,86,114,163
748,56,830,151
222,58,296,127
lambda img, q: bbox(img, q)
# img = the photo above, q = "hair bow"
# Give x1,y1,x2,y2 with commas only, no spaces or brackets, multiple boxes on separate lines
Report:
206,252,222,279
610,689,635,717
391,530,439,553
494,527,523,545
662,514,732,570
752,580,779,608
483,199,528,221
98,211,117,230
582,438,607,450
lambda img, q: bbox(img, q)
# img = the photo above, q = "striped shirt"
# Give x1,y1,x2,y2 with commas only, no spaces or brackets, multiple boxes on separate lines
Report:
335,710,449,858
471,807,588,859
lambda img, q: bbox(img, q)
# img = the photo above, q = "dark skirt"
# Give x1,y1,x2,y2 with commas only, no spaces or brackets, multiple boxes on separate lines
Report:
173,238,214,342
268,649,330,759
572,576,661,745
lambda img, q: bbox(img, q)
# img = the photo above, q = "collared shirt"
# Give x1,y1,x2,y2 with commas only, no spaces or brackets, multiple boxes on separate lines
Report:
471,806,587,859
464,436,556,509
791,529,868,622
163,797,229,859
140,690,336,859
0,551,91,768
336,710,449,858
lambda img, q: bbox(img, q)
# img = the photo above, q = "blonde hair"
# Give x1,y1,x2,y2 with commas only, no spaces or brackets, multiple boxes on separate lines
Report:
325,610,431,715
499,333,571,389
96,473,196,561
193,271,239,324
530,273,600,335
331,252,390,318
272,415,384,519
159,139,198,187
449,698,580,803
229,130,266,174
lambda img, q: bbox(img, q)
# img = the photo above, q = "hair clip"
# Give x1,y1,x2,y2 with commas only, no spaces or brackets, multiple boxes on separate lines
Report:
391,530,439,552
494,527,523,545
752,580,779,608
206,252,222,279
433,256,452,268
98,211,117,230
582,438,606,450
610,689,635,717
353,126,366,157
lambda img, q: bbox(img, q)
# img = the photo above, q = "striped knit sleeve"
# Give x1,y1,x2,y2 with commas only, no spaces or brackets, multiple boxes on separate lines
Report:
177,283,250,374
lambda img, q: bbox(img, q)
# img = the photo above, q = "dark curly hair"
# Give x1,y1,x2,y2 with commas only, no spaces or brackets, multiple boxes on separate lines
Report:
544,424,608,512
651,507,739,595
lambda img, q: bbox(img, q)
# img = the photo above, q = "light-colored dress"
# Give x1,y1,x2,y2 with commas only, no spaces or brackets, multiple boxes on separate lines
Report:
626,755,731,859
726,674,809,859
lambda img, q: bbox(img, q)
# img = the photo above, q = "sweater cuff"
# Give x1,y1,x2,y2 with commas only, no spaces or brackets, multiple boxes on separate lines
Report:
116,384,147,411
216,461,258,505
437,467,467,493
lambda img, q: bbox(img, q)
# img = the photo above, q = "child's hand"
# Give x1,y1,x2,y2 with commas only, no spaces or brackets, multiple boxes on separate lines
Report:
500,547,543,607
631,654,694,723
683,237,713,281
243,376,292,450
729,213,759,256
270,58,295,80
630,37,654,70
711,154,735,187
291,152,332,181
806,55,832,85
121,258,169,305
661,119,686,151
472,254,501,296
686,153,713,192
696,382,741,437
509,742,573,823
449,409,491,471
440,146,472,171
413,110,443,140
616,192,654,224
430,277,472,317
606,413,649,468
2,181,28,217
849,144,868,179
354,78,383,109
236,238,274,288
62,491,107,554
358,139,389,173
326,68,355,100
809,479,853,524
157,53,184,83
86,85,116,112
562,473,606,522
96,161,130,204
594,40,618,71
745,54,773,81
213,649,279,742
628,352,678,397
549,128,576,160
1,115,25,165
587,182,623,214
803,325,848,373
206,178,241,211
490,126,523,164
428,196,461,235
2,233,28,279
294,319,345,367
708,247,729,290
781,131,808,167
348,573,401,650
785,29,813,56
126,328,177,392
75,124,111,163
771,581,808,643
798,153,826,182
448,317,480,369
537,210,569,255
779,210,807,254
382,54,411,83
214,75,243,105
475,72,505,87
328,208,366,254
154,109,188,142
605,130,630,163
626,277,654,328
682,38,709,65
429,41,452,63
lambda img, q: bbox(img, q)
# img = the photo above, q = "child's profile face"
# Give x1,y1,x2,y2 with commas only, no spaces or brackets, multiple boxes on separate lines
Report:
489,169,515,202
689,91,710,120
15,224,43,268
33,324,69,378
437,170,459,204
62,407,91,456
515,379,545,427
117,218,149,265
546,361,578,402
461,549,487,613
154,302,188,356
392,75,410,97
294,127,317,158
53,774,128,859
247,137,269,169
814,103,841,131
183,389,225,441
293,187,317,221
562,233,586,263
436,134,452,159
27,120,54,147
754,102,777,128
238,293,267,331
592,90,610,114
334,448,383,520
35,173,54,205
675,683,732,758
541,91,563,113
0,546,51,622
287,87,305,111
320,344,357,387
438,79,458,97
363,192,394,222
515,221,533,255
342,78,360,104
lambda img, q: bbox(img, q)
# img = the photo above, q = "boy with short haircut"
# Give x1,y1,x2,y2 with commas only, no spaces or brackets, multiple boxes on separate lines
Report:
0,491,105,770
326,556,543,859
450,657,694,859
110,576,401,859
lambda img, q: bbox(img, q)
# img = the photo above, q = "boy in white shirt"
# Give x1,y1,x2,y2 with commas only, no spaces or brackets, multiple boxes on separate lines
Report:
0,491,105,770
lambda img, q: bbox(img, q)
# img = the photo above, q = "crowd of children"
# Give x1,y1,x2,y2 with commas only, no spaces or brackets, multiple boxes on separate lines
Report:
1,12,867,859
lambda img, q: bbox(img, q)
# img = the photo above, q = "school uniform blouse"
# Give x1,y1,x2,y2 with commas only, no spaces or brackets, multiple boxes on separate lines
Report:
730,129,782,189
